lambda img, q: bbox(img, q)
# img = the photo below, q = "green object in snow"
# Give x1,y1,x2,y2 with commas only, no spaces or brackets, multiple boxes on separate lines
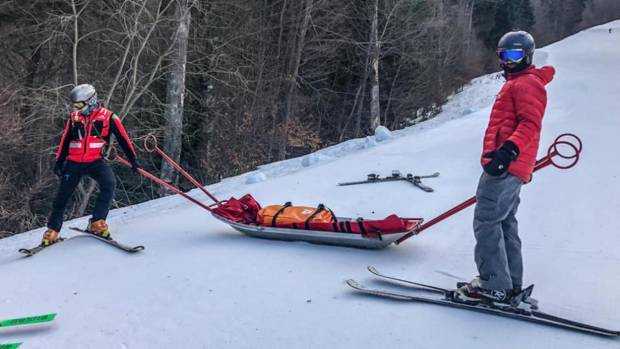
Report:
0,343,22,349
0,313,56,328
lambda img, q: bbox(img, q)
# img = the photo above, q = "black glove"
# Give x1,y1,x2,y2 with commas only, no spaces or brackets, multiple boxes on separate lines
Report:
483,141,520,176
53,161,65,178
130,159,141,174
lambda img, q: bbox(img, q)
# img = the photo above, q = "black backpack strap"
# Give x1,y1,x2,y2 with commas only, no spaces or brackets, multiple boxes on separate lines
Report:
272,202,292,227
324,206,338,231
304,204,325,229
325,207,337,223
356,217,367,236
357,217,381,240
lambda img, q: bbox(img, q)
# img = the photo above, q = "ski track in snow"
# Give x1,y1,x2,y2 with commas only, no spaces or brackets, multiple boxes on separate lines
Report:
1,21,620,348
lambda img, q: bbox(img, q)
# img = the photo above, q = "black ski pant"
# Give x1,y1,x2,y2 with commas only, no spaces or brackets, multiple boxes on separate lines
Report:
47,160,116,232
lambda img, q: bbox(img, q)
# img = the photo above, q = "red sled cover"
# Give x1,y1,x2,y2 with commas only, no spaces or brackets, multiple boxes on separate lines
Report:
306,214,421,237
212,194,261,224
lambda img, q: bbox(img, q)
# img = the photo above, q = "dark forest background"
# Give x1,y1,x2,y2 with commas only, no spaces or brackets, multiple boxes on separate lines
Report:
1,0,619,236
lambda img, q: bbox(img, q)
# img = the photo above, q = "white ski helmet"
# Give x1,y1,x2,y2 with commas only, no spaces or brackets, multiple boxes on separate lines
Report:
70,84,99,116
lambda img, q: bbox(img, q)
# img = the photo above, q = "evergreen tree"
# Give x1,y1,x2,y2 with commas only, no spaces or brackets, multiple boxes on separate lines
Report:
474,0,535,50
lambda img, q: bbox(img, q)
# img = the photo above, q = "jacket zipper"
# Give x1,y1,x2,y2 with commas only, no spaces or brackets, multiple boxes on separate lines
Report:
81,116,92,163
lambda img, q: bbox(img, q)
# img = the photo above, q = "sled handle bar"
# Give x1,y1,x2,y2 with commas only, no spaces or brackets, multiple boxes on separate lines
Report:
143,134,221,204
534,133,582,171
396,133,582,245
113,154,216,212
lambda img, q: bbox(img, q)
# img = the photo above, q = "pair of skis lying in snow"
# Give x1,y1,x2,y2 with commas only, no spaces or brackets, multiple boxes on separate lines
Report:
338,171,439,192
348,266,620,338
18,227,144,257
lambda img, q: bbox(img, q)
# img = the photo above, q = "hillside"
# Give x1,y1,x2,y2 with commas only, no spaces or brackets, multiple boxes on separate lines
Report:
1,21,619,348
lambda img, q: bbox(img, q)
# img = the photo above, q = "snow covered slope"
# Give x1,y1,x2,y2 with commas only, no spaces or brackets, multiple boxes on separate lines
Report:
2,21,620,348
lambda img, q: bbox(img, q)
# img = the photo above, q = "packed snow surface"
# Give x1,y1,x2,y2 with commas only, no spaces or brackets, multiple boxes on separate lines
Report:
2,22,620,348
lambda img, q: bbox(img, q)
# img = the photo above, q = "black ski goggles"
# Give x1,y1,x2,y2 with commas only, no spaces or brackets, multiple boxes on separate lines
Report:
497,49,526,64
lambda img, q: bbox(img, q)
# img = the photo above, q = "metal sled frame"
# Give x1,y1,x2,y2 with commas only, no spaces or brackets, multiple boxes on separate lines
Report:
212,214,420,249
112,133,582,248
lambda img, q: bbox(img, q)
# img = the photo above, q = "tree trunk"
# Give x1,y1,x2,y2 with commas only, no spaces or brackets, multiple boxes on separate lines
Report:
352,55,370,139
369,0,381,132
466,0,475,54
277,0,313,161
71,0,79,86
160,0,192,194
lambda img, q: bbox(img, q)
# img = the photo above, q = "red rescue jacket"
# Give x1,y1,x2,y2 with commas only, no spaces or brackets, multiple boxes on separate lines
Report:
56,107,136,164
481,65,555,182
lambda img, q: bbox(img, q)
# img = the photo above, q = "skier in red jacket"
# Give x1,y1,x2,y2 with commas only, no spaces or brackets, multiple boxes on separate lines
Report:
41,84,140,246
457,31,555,305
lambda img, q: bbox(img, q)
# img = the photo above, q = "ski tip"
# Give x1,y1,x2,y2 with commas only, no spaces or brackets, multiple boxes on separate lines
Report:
131,246,145,252
367,265,378,274
18,248,37,257
345,279,362,289
518,284,535,299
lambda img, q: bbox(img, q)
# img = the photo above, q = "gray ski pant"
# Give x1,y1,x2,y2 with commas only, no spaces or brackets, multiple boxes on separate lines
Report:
473,171,523,291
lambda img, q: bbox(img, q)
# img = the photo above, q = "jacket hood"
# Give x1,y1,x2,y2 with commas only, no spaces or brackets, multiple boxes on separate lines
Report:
508,65,555,85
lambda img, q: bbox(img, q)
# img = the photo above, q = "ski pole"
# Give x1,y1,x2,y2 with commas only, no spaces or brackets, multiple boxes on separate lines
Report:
396,133,582,244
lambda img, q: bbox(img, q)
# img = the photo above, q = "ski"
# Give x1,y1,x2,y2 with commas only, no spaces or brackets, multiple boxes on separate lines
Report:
0,343,22,349
19,238,66,257
69,227,145,253
346,279,620,337
338,171,439,192
0,313,57,329
368,266,539,309
367,266,448,294
406,174,435,192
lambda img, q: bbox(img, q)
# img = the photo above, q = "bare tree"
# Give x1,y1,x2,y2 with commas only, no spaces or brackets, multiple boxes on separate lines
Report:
277,0,314,161
160,0,194,191
369,0,381,131
75,0,177,216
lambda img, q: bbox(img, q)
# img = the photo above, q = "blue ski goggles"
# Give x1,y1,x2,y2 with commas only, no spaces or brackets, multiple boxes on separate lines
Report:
497,49,525,63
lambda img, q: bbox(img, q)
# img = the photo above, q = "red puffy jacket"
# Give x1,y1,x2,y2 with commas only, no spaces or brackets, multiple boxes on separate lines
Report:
56,107,136,164
481,65,555,182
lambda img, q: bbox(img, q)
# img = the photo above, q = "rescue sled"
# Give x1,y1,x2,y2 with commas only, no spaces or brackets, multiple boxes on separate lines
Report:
112,133,581,249
211,214,420,249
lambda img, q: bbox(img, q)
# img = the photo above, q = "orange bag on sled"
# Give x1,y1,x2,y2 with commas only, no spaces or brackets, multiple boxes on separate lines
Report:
257,202,336,229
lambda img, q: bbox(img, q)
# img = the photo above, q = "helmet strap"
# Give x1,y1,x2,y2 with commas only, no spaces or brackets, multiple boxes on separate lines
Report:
502,60,531,74
80,98,100,116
